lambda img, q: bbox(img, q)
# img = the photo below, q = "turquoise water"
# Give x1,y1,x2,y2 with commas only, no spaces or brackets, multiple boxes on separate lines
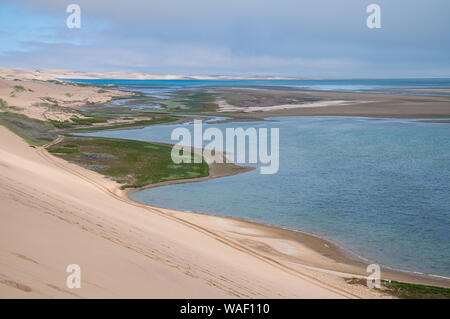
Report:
67,78,450,96
81,117,450,278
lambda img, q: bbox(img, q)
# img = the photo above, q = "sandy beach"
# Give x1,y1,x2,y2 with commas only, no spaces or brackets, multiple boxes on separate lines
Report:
211,87,450,119
0,125,379,298
0,67,295,81
1,122,449,298
2,68,449,122
1,68,449,299
1,0,449,304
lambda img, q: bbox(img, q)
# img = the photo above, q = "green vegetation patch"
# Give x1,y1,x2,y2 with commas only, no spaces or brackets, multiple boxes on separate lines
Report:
41,96,59,105
0,112,56,146
49,119,73,129
12,85,26,93
344,278,450,299
70,116,107,126
48,137,209,189
384,280,450,299
0,98,8,108
46,80,62,84
47,147,80,154
153,91,219,113
6,106,25,111
68,115,181,132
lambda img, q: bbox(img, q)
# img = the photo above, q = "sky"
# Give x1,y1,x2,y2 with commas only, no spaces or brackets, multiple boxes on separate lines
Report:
0,0,449,78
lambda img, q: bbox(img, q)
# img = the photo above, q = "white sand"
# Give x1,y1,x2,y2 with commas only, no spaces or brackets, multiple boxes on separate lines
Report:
0,125,373,298
216,99,359,112
0,67,295,81
0,78,133,121
1,66,440,298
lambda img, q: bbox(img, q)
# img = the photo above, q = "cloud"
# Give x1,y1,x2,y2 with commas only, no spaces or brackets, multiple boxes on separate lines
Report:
1,0,449,77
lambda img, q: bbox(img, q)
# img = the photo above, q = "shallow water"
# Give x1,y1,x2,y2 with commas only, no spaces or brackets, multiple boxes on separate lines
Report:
81,116,450,278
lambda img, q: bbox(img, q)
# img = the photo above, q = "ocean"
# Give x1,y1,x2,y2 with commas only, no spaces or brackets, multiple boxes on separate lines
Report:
68,78,450,96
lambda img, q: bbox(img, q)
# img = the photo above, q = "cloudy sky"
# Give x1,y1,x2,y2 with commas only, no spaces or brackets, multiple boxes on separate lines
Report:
1,0,449,78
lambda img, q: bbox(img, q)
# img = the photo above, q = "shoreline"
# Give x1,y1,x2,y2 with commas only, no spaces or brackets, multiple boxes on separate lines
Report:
79,114,450,288
2,74,450,297
61,83,450,287
203,87,450,119
1,116,449,299
2,125,364,298
123,164,450,289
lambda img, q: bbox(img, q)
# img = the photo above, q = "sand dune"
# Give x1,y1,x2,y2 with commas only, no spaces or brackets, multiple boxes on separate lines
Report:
1,68,446,298
0,67,295,81
1,125,380,298
0,78,133,121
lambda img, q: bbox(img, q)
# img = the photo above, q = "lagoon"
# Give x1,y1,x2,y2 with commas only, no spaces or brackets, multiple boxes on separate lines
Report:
81,116,450,279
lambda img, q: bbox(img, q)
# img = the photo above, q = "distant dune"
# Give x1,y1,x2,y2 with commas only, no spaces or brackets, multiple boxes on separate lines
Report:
0,67,298,81
0,77,133,121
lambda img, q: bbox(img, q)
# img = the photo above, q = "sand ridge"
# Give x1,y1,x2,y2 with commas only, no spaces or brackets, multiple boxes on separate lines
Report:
1,125,377,298
1,68,448,298
0,67,295,81
0,78,133,121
